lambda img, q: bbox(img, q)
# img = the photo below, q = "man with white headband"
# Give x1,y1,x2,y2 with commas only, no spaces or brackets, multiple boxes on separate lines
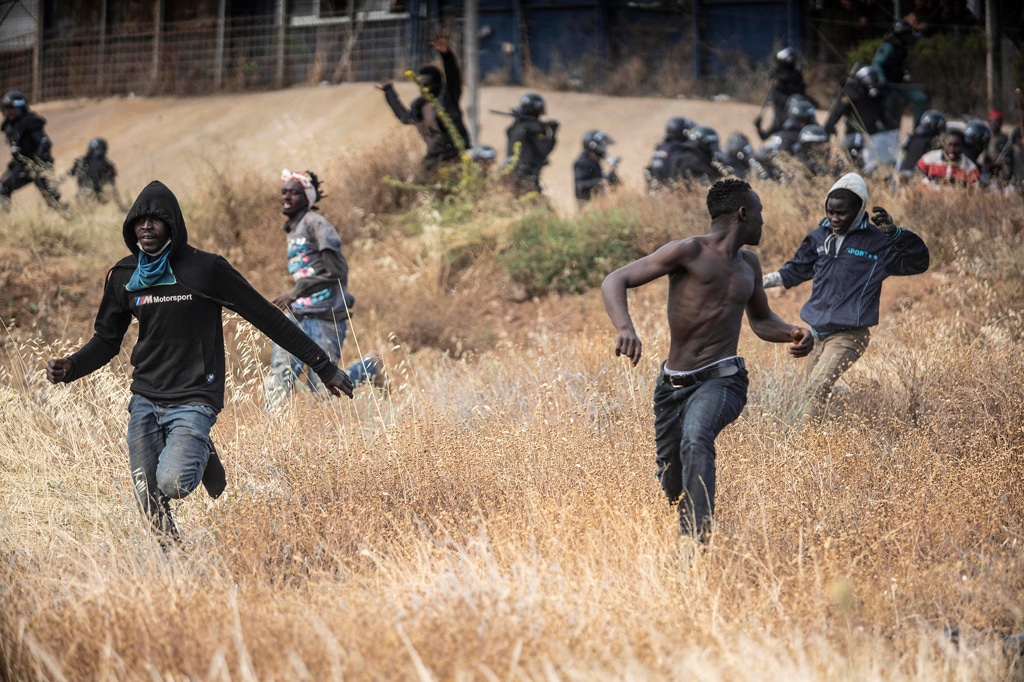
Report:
265,169,385,409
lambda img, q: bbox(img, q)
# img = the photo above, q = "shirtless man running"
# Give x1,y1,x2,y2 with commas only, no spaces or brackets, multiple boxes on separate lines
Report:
602,178,813,540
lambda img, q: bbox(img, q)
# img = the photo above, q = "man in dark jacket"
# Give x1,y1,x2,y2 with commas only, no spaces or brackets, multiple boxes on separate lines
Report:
763,172,930,426
1,90,66,212
46,181,353,544
872,19,927,126
823,66,899,174
755,48,819,140
377,32,470,174
645,116,695,190
504,92,558,196
68,137,118,204
574,129,618,204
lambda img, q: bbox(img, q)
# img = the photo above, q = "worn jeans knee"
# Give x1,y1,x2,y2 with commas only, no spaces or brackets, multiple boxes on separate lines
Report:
653,371,748,536
127,395,218,508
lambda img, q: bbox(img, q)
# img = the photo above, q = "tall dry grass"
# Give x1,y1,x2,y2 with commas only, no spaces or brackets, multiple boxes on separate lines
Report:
1,159,1023,680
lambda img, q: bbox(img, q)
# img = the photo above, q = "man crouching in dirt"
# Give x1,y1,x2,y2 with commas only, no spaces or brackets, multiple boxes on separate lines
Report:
602,178,813,542
46,180,353,547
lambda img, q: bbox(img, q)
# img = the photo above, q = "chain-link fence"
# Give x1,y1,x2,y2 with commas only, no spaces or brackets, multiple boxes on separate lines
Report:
0,12,429,102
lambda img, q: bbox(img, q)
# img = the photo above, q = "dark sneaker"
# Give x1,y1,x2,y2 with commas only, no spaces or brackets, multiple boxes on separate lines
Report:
368,351,391,394
202,442,226,499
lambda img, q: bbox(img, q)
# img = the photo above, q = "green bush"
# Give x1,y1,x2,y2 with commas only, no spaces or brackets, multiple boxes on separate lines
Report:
498,208,647,297
848,30,987,117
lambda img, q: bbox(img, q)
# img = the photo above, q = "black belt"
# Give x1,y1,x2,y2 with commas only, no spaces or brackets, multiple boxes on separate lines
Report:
662,357,745,388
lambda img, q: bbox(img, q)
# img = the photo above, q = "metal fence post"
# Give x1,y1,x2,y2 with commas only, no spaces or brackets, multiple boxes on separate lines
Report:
215,0,226,91
151,0,162,94
275,0,285,89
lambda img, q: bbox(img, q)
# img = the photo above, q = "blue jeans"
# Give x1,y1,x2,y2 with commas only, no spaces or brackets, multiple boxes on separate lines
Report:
265,314,378,409
126,394,218,536
653,368,749,539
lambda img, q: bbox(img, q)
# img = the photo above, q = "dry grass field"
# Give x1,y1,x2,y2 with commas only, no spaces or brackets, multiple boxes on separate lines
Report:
1,86,1023,680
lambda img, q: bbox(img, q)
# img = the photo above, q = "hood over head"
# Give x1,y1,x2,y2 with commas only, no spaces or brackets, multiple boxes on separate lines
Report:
825,172,868,229
122,181,188,257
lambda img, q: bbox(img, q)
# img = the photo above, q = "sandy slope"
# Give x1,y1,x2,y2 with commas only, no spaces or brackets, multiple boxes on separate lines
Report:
34,83,767,215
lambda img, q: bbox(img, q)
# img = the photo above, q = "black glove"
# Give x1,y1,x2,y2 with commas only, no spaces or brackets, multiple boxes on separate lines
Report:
871,206,897,235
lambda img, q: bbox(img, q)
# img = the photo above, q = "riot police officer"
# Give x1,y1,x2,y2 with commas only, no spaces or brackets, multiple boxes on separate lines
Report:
504,92,559,196
1,90,66,213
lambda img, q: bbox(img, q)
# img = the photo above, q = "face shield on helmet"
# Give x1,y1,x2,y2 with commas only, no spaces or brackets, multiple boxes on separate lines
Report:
963,119,991,150
665,116,695,142
723,132,753,161
854,66,881,98
2,90,27,117
690,125,720,157
582,130,613,156
798,124,829,146
517,92,546,117
776,47,798,68
88,137,108,158
786,96,816,126
915,110,946,137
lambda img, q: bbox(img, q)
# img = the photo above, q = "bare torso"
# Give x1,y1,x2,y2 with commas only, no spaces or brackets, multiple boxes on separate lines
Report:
664,234,757,371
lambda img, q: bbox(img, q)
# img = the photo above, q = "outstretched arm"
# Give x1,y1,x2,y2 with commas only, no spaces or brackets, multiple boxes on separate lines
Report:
743,252,813,357
601,240,692,366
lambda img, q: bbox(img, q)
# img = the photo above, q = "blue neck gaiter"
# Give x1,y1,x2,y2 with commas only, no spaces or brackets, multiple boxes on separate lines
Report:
126,245,176,292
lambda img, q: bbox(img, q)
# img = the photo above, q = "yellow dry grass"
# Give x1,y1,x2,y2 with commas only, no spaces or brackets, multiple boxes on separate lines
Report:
1,116,1023,680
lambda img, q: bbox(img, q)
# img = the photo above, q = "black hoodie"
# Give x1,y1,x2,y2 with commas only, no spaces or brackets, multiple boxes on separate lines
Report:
63,181,339,410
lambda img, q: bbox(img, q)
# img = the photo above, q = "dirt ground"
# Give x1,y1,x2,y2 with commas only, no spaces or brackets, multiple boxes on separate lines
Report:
33,83,769,216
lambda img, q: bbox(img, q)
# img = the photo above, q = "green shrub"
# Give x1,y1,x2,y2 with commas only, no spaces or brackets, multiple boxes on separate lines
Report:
848,30,987,117
498,208,646,297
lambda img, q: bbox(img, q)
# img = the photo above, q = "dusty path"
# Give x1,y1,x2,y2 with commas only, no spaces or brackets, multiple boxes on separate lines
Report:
36,83,767,215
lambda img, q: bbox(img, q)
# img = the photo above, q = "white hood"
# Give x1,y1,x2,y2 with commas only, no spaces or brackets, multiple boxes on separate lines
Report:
825,172,868,230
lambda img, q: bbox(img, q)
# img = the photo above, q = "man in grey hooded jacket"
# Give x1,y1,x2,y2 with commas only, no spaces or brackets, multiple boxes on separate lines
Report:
763,172,930,426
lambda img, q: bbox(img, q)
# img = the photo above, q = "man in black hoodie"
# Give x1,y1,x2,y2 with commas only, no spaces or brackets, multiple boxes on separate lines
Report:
377,31,470,174
46,181,353,543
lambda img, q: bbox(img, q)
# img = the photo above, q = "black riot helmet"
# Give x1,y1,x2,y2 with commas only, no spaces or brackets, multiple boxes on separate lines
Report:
963,119,991,151
665,116,695,142
893,19,913,37
855,66,881,98
88,137,108,158
776,47,799,68
798,124,829,145
723,132,753,160
516,92,546,118
915,110,946,137
689,125,720,157
2,90,27,114
582,129,614,156
786,95,816,126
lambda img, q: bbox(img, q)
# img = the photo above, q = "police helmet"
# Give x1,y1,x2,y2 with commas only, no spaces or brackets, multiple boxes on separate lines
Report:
776,47,798,68
88,137,108,157
963,119,991,150
798,124,829,145
582,129,614,156
893,19,913,36
854,65,882,97
665,116,695,142
914,109,946,137
786,95,816,126
517,92,546,117
723,132,753,160
689,125,720,156
2,90,27,111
